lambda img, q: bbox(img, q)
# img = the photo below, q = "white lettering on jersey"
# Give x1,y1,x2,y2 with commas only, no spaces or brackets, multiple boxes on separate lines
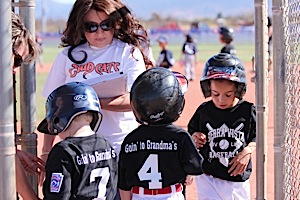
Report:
123,140,178,154
76,148,116,165
206,123,244,167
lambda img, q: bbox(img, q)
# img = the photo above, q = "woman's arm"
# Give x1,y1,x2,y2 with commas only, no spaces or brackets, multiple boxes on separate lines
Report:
16,156,40,200
100,93,131,112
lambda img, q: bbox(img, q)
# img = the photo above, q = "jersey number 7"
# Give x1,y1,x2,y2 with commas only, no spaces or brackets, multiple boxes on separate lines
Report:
137,154,162,189
90,167,110,199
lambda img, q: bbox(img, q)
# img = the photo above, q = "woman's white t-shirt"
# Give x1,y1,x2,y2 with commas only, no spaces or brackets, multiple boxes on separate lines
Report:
42,39,146,155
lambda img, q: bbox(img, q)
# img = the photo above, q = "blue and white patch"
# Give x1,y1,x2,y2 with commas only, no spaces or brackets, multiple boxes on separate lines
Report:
50,173,64,193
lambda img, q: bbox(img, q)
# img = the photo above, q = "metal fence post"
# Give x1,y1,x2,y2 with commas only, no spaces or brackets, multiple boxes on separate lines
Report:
17,0,38,194
254,0,268,199
272,0,285,199
0,1,17,199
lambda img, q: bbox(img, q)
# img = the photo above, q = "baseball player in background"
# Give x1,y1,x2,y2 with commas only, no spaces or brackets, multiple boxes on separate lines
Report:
188,53,256,200
37,82,118,199
156,35,176,69
118,67,203,200
180,34,198,81
218,27,237,55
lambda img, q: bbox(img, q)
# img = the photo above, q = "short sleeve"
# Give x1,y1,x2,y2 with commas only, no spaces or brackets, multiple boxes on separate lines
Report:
43,146,74,199
42,51,67,97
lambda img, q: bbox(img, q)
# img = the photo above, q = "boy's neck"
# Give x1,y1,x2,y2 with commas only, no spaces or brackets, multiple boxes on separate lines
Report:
73,126,95,137
60,124,95,138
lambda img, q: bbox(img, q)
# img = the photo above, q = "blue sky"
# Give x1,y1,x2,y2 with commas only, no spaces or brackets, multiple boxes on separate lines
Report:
39,0,272,20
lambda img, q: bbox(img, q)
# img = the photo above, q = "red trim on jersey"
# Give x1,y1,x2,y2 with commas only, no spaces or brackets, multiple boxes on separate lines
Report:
132,183,182,195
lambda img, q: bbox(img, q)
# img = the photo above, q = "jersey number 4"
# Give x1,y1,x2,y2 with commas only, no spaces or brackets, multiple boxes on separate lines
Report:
137,154,162,189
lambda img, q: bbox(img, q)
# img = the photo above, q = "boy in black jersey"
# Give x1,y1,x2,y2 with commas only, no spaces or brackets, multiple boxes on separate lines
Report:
118,67,203,200
188,53,256,200
218,27,237,55
37,82,118,200
156,35,176,69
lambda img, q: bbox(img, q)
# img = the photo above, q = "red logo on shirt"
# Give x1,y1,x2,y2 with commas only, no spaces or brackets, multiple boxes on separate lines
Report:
69,62,121,78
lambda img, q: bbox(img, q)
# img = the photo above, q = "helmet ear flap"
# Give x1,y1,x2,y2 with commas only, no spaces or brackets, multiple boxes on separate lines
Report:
235,83,246,99
200,80,211,98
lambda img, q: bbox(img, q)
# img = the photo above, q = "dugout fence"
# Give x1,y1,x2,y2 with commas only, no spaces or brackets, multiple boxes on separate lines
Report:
281,0,300,199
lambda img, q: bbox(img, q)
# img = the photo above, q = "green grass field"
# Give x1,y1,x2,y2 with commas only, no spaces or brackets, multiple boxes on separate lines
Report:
43,43,255,63
22,43,254,122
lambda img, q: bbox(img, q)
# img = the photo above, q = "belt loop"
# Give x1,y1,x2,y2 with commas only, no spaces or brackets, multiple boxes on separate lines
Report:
139,187,143,195
171,184,175,193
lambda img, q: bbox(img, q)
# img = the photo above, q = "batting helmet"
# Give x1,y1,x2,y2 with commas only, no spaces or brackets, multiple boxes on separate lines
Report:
200,53,246,99
218,26,234,40
37,82,102,135
130,67,188,126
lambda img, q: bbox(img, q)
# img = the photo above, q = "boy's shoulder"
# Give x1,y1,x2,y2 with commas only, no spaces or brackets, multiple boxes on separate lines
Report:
53,135,112,150
238,100,254,107
125,124,189,140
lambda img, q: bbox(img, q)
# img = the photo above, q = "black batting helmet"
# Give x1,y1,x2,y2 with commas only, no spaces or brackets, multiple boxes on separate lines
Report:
218,26,234,40
200,53,246,99
130,67,188,126
37,82,102,135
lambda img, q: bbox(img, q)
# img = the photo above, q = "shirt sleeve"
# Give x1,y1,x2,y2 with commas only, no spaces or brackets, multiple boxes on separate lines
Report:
43,146,74,200
122,47,146,91
166,50,175,66
117,145,131,191
179,133,203,175
248,104,256,143
42,51,67,98
188,106,202,135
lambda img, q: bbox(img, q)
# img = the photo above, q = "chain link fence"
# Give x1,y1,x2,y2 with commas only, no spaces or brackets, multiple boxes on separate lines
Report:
283,0,300,199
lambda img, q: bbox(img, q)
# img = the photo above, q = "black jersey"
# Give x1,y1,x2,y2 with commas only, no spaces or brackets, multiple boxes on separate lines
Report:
43,134,118,200
182,42,197,55
118,124,203,191
156,49,175,68
188,100,256,182
220,44,236,55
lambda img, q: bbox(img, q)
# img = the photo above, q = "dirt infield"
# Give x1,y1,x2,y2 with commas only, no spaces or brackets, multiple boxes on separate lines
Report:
35,62,275,199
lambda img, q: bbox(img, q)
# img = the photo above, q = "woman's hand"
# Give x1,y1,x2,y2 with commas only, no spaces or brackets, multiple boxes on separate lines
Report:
191,132,207,148
16,149,45,176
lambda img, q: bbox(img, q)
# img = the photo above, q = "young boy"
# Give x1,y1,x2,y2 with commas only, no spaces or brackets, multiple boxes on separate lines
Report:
37,82,118,200
118,67,203,200
218,26,237,55
188,53,256,200
156,35,175,69
180,34,198,81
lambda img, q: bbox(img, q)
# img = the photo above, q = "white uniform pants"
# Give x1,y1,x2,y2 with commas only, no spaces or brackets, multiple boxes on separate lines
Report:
184,54,195,81
195,174,250,200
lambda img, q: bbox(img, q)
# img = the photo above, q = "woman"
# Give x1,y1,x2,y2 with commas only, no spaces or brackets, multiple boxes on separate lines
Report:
41,0,150,163
11,11,44,200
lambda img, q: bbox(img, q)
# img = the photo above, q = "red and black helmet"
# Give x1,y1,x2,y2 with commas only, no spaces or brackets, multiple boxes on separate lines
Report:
200,53,246,99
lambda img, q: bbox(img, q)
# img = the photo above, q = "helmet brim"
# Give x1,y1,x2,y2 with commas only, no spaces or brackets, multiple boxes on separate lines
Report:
37,118,52,135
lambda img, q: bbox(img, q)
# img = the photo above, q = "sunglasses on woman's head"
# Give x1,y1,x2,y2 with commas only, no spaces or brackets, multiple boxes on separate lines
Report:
84,19,113,33
12,48,23,67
